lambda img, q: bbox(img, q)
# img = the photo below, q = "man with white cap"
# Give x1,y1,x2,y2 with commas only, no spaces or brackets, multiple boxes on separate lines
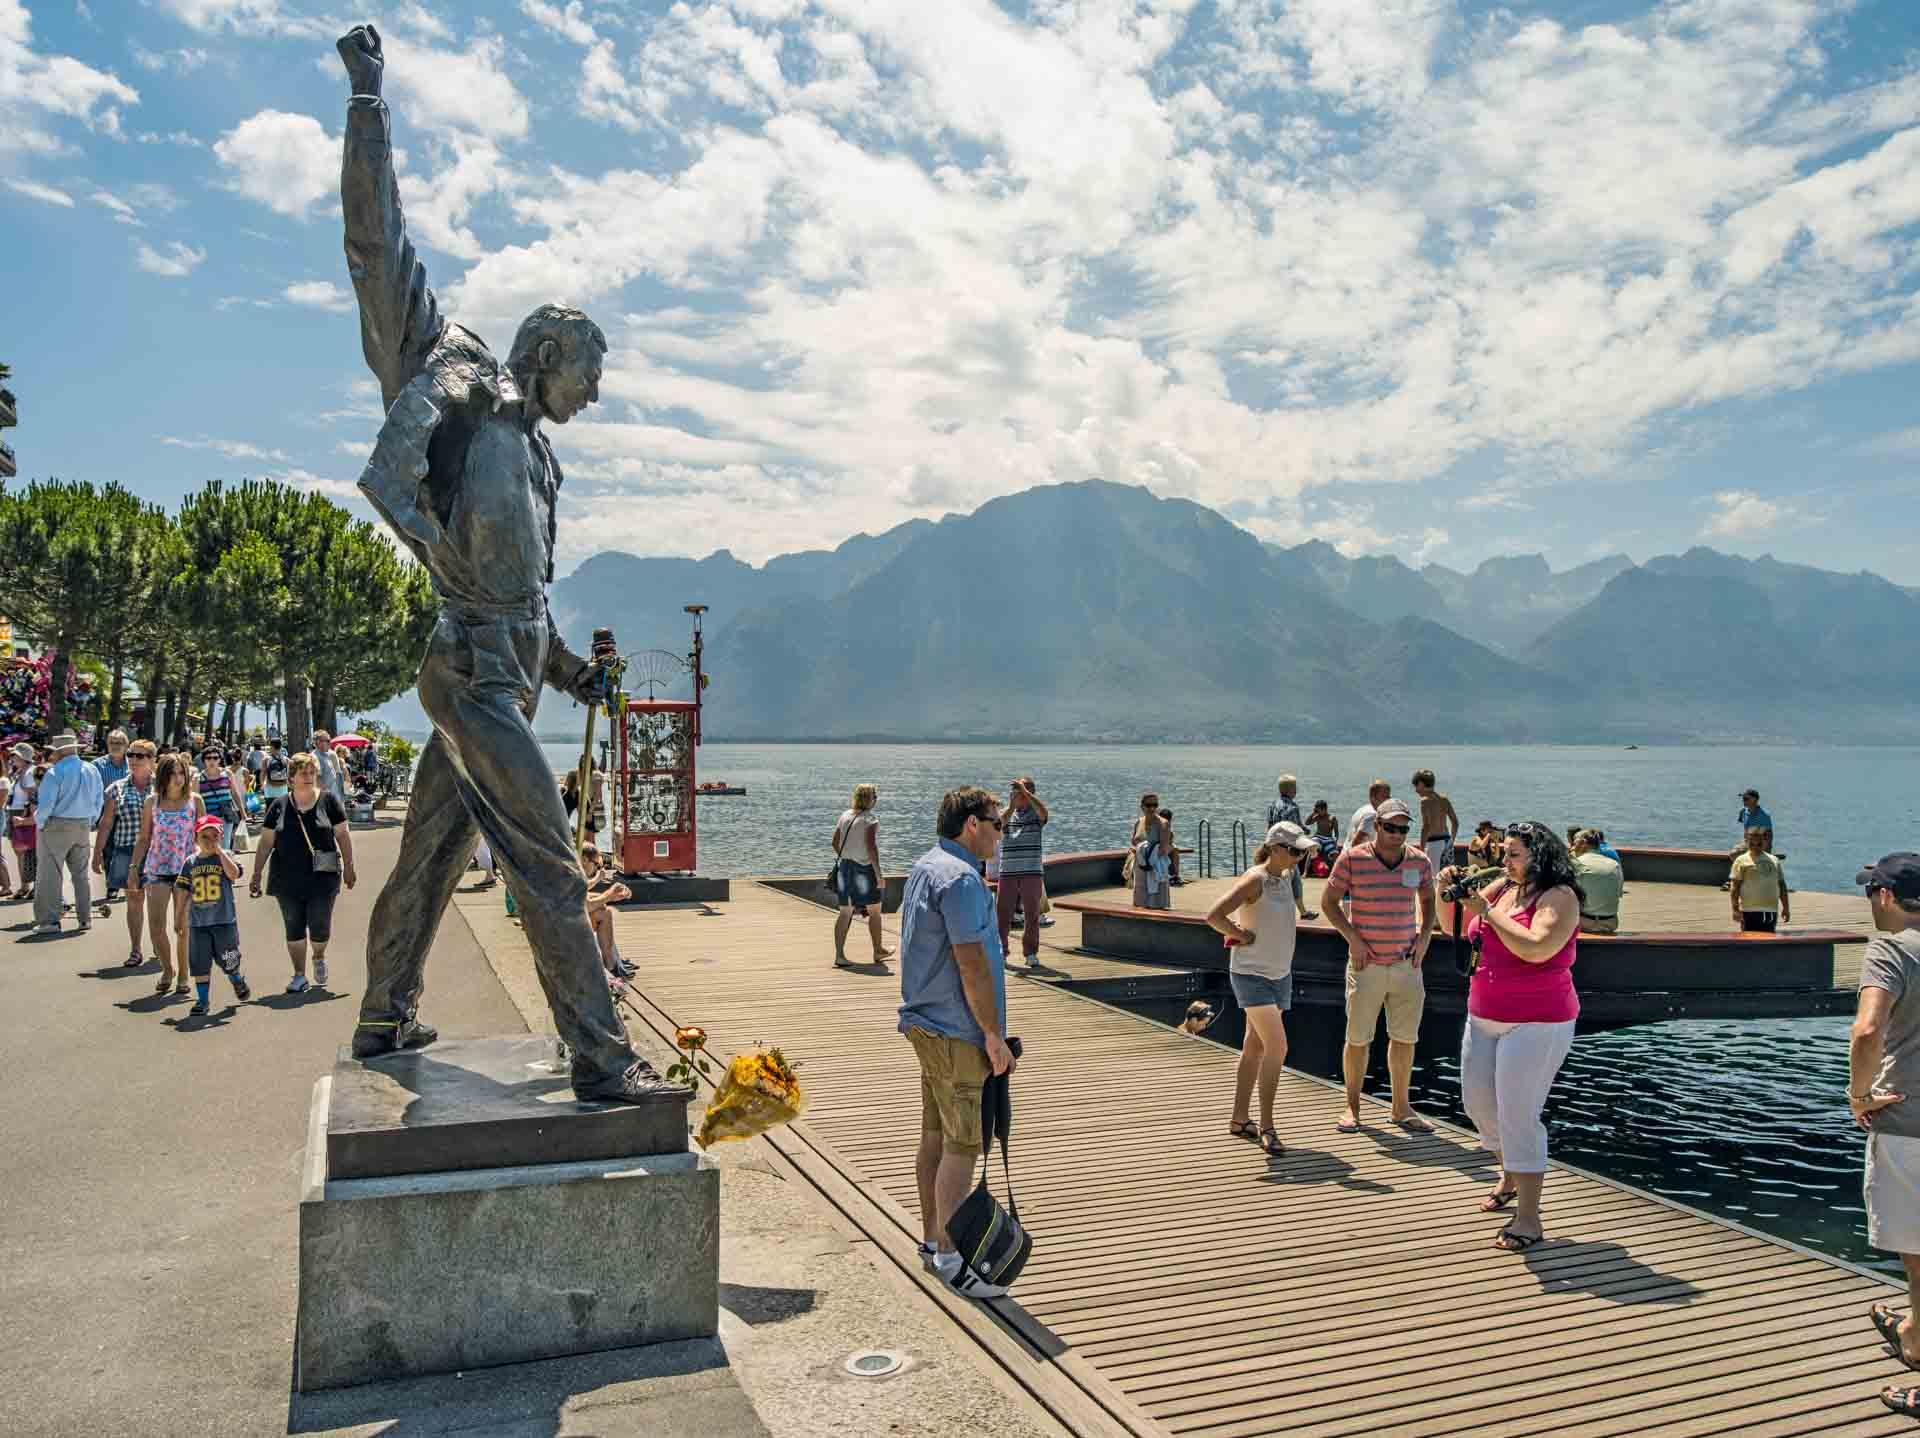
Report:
1265,774,1317,919
30,731,104,935
1845,853,1920,1415
1322,796,1437,1133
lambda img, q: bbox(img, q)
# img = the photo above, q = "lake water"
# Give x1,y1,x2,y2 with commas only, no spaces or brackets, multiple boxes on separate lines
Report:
527,739,1911,1274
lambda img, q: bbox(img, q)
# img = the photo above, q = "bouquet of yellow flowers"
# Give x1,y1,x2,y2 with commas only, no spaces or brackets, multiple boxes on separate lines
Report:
667,1027,804,1149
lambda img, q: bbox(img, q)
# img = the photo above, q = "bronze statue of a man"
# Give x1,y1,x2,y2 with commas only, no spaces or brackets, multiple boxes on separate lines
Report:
335,23,684,1104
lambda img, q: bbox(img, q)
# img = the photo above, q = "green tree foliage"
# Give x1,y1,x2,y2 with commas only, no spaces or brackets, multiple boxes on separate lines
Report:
0,481,178,734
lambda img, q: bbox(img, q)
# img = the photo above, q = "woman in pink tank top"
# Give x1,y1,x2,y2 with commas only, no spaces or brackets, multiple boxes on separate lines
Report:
1453,821,1583,1254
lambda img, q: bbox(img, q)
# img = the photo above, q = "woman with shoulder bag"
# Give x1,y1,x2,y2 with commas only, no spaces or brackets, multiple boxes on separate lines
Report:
248,751,356,994
1207,821,1320,1155
830,783,890,970
1128,791,1172,909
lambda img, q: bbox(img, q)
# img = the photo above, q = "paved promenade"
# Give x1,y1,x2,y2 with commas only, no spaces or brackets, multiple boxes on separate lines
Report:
0,822,1069,1438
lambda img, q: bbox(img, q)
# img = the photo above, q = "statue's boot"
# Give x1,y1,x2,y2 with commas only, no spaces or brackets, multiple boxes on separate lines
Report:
573,1058,694,1105
351,1017,439,1059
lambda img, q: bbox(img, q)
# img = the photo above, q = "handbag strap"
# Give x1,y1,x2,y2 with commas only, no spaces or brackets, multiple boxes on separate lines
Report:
976,1069,1020,1218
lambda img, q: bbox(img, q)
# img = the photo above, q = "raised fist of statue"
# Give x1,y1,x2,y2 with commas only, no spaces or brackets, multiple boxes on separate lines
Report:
337,23,383,98
572,660,617,708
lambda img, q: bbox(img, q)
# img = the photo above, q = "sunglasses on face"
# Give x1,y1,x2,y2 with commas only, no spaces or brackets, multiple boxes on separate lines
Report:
1378,822,1411,835
1868,883,1888,899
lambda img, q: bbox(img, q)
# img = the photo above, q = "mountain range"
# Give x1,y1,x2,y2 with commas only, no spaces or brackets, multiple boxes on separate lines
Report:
519,480,1920,744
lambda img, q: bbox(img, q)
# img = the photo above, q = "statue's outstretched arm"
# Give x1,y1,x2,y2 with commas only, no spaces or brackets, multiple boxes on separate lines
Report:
338,24,444,411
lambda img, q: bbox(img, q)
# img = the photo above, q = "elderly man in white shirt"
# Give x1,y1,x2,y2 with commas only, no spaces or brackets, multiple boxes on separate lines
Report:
31,732,104,935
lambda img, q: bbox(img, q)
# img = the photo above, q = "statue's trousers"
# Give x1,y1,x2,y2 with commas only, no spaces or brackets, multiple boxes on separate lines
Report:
356,608,638,1085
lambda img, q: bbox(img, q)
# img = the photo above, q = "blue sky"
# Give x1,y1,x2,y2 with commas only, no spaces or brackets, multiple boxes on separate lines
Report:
4,0,1920,580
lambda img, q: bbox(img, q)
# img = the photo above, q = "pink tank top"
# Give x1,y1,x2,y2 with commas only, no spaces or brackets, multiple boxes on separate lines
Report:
144,802,197,880
1466,889,1579,1024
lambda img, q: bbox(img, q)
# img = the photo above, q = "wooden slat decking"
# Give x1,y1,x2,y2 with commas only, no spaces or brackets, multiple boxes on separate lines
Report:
466,879,1909,1437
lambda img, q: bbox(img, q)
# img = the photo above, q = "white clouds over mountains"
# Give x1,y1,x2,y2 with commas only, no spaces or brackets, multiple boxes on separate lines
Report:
12,0,1920,569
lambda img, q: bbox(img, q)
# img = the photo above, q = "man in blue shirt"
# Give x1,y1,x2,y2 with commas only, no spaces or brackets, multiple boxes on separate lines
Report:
897,785,1014,1297
32,731,105,934
1738,789,1774,845
93,730,130,790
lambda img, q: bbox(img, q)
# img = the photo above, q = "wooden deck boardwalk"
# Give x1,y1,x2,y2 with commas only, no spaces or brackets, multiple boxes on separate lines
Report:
504,880,1910,1437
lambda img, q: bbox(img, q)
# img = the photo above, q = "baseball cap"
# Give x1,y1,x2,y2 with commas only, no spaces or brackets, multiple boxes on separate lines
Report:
1264,820,1318,853
195,815,225,834
1374,799,1412,823
1857,853,1920,901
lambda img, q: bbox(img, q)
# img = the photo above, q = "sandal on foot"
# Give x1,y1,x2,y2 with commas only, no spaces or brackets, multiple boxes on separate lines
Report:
125,951,144,968
1883,1385,1920,1417
832,956,855,969
1334,1116,1361,1134
1228,1119,1259,1142
1481,1188,1520,1212
1872,1305,1920,1371
155,972,174,994
1394,1114,1434,1133
1260,1127,1284,1155
1493,1224,1543,1252
174,980,190,996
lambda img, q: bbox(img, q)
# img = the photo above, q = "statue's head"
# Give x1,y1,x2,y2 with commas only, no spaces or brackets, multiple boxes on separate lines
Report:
508,304,607,425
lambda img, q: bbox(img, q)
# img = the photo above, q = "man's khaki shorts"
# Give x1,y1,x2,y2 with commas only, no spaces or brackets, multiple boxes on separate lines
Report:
1344,960,1425,1045
1579,914,1619,935
906,1027,989,1155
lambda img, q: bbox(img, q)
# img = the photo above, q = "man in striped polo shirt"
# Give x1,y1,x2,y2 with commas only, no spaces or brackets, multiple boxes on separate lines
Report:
1323,798,1437,1134
996,777,1049,971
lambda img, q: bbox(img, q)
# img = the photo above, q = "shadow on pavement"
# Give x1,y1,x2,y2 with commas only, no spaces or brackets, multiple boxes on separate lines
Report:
165,1005,239,1032
115,992,189,1016
251,988,351,1012
285,1335,768,1437
77,961,158,981
718,1282,817,1325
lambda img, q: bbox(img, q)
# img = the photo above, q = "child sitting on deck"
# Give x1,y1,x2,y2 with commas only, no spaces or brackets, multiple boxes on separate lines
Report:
580,843,636,987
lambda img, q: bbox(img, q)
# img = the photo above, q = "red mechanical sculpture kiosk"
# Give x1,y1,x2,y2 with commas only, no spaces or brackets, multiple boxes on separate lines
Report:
612,606,725,899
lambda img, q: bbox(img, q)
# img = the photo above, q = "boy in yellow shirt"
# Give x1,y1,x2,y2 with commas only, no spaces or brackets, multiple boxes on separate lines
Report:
1731,827,1791,933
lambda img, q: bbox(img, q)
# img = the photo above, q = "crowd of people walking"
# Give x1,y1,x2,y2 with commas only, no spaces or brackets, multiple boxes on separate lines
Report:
7,727,366,1018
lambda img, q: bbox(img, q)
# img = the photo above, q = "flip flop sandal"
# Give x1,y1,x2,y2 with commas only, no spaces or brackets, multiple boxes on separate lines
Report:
1481,1189,1520,1212
832,957,855,970
125,951,144,967
1334,1117,1361,1134
1872,1305,1920,1371
1260,1128,1285,1156
155,973,174,994
174,980,190,996
1882,1385,1920,1417
1396,1115,1435,1133
1228,1119,1260,1142
1493,1225,1544,1253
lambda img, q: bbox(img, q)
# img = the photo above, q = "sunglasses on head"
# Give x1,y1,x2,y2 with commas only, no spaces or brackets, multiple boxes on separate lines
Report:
1506,822,1541,838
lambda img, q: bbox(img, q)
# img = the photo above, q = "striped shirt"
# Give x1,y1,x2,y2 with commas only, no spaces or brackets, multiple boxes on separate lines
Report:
999,804,1047,875
1330,843,1432,965
106,776,152,851
198,771,235,821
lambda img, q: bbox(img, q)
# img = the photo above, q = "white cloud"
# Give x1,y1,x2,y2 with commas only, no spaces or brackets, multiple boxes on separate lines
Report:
1703,489,1787,539
212,109,335,217
1854,427,1920,459
135,129,203,147
161,435,289,462
0,0,138,157
152,0,321,36
6,177,74,206
90,188,137,223
131,46,209,71
381,32,529,141
282,280,353,312
135,241,206,277
521,0,596,46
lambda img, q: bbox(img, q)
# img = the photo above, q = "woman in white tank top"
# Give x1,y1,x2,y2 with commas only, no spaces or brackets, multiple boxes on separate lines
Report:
1205,820,1322,1155
830,783,891,969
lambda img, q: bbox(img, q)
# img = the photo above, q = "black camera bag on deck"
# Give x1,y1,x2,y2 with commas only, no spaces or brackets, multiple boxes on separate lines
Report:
945,1042,1032,1294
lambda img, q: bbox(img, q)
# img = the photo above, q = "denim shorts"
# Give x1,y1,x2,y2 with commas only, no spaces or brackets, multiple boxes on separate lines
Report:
1231,969,1294,1011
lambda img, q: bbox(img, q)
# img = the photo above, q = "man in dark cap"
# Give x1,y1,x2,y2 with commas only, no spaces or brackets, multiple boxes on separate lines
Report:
1847,853,1920,1415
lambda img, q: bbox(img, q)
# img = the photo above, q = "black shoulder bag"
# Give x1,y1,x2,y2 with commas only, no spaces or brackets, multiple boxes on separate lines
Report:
945,1038,1033,1294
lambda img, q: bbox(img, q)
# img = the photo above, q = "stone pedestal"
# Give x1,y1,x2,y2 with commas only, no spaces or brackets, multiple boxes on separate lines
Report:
296,1037,718,1392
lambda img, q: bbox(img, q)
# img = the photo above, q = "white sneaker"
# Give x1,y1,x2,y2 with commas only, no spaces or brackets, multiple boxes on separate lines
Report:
286,973,311,994
313,959,329,988
944,1253,1010,1300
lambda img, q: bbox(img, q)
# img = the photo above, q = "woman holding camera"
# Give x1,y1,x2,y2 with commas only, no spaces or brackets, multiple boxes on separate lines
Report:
1206,821,1321,1156
1449,820,1583,1253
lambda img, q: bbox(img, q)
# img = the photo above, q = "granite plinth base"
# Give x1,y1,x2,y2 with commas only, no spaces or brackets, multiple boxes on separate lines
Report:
297,1065,719,1391
327,1035,689,1179
618,874,730,904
